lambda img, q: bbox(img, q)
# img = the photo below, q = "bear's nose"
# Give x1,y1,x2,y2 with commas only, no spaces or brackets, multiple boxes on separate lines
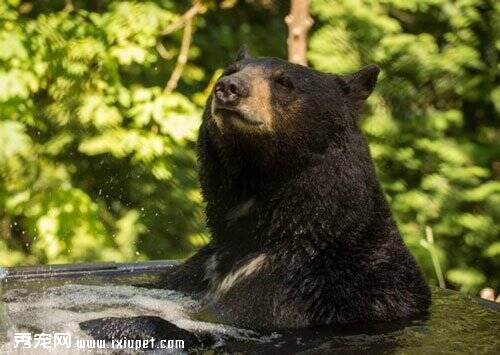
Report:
214,76,248,105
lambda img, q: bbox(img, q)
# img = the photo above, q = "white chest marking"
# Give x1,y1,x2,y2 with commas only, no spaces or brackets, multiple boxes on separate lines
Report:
216,254,268,294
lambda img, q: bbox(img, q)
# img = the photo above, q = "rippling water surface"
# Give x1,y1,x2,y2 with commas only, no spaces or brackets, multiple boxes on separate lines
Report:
0,264,499,354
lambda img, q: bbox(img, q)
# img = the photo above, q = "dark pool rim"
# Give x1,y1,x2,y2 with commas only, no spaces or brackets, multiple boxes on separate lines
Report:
1,260,499,312
0,260,179,280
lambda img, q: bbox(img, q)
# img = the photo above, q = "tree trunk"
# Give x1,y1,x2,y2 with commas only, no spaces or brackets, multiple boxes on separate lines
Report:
285,0,313,66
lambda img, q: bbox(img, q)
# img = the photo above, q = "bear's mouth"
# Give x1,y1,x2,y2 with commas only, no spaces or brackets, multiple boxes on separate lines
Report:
214,107,263,126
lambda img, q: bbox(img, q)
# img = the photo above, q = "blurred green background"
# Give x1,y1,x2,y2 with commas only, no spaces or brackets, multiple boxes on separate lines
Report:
0,0,498,296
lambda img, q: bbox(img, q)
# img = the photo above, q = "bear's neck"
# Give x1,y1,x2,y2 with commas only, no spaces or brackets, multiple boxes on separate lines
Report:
200,129,396,254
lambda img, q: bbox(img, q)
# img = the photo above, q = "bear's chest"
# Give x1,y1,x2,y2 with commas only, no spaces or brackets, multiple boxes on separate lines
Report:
204,253,271,296
199,250,319,329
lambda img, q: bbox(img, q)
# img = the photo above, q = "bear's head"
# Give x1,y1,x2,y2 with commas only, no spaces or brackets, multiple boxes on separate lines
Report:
203,47,380,176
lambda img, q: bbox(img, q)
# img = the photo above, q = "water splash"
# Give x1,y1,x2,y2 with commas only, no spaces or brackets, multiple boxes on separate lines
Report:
0,273,498,354
0,283,275,354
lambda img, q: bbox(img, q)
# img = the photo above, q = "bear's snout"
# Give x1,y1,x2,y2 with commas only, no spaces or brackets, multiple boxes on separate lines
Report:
215,76,249,106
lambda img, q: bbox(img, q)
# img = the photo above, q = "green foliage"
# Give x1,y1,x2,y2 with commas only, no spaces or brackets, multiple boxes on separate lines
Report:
0,0,208,264
310,0,500,293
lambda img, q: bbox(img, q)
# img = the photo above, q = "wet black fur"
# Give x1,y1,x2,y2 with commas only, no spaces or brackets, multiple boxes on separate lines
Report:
81,56,430,341
161,56,431,328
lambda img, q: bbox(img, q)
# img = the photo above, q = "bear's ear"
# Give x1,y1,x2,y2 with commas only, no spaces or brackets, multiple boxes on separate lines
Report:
344,64,380,101
235,45,251,61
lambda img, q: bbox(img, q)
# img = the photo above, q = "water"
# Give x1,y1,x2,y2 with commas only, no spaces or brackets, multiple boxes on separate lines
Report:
0,262,499,354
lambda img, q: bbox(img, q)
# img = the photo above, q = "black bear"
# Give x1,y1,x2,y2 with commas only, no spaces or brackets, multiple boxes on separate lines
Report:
81,49,431,340
159,48,431,329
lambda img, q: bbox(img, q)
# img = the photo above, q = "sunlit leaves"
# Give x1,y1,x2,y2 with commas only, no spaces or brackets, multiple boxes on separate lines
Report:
0,69,38,101
25,187,109,263
0,30,28,62
0,121,35,201
0,1,207,266
128,87,201,141
111,45,149,65
447,268,486,293
101,2,177,65
0,121,31,162
78,95,123,128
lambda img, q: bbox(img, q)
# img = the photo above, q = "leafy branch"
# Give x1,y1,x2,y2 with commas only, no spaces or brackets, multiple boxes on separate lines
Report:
164,17,194,95
160,1,204,94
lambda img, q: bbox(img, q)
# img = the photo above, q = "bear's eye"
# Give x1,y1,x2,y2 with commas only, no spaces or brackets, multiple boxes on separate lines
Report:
273,73,294,90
